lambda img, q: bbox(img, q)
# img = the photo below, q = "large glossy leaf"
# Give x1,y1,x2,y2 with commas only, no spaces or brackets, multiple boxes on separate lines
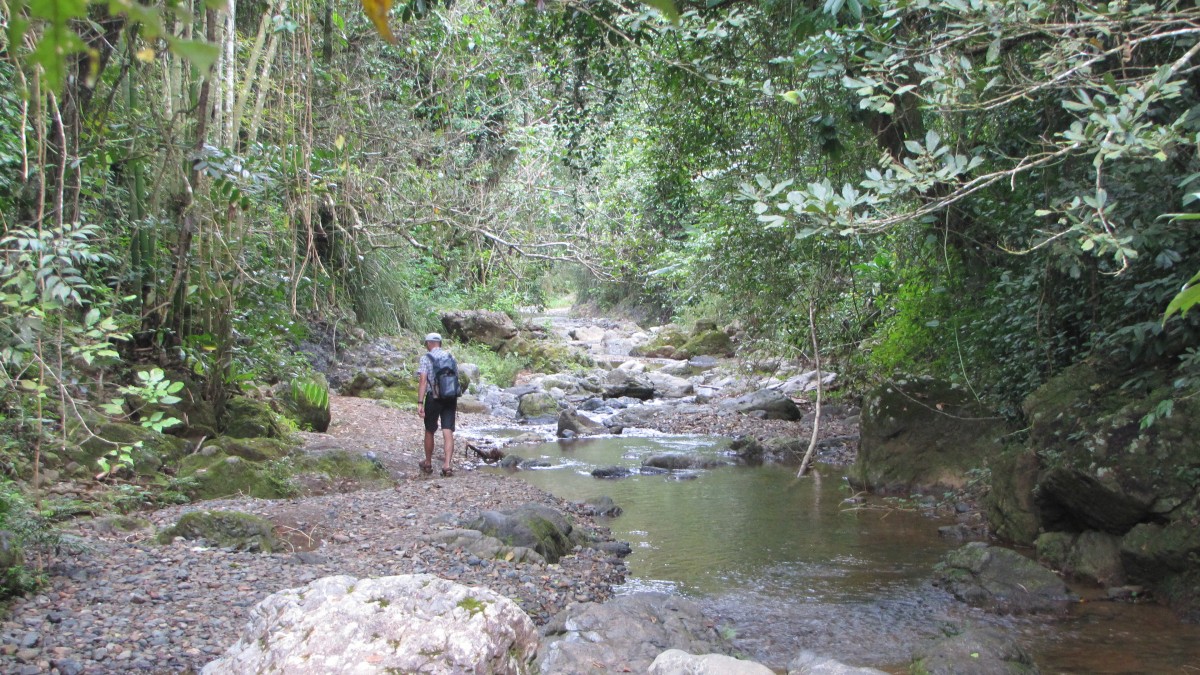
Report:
1164,269,1200,322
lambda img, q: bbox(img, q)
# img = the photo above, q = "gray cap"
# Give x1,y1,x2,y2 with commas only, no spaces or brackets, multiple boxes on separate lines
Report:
424,333,443,343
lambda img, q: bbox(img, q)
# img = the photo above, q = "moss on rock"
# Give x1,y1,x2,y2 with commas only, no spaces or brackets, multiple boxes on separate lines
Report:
223,396,286,439
68,419,188,476
178,453,296,500
157,510,281,552
1025,359,1200,530
207,436,295,462
499,336,593,374
854,377,1009,495
983,446,1042,546
679,330,733,358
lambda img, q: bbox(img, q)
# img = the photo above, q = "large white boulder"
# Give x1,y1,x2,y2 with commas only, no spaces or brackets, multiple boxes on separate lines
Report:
647,371,694,399
202,574,539,675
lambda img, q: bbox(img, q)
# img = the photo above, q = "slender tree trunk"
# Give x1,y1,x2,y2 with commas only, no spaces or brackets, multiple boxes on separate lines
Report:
231,0,277,150
797,301,823,478
246,0,288,147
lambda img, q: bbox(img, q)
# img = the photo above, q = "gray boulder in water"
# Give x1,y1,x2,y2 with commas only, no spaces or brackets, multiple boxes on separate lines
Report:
557,409,603,438
908,627,1038,675
643,453,695,470
935,542,1072,615
202,574,538,674
719,388,802,420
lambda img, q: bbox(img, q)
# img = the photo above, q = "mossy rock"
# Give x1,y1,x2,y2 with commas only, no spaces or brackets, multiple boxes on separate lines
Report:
464,503,589,564
157,510,281,552
679,330,733,358
0,530,29,600
294,450,390,483
1158,569,1200,622
935,543,1072,615
1025,359,1200,533
379,382,420,407
517,391,560,420
499,336,593,374
178,453,295,500
633,326,689,358
206,436,295,462
983,445,1041,546
222,396,286,439
179,449,386,500
342,372,382,397
68,419,188,476
1121,521,1200,581
154,375,219,438
853,377,1009,495
91,515,153,533
1037,531,1124,587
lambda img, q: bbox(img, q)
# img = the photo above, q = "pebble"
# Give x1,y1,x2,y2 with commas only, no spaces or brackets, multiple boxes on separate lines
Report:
0,397,628,674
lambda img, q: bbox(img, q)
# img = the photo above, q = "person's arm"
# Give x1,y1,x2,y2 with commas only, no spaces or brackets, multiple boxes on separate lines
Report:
418,372,428,416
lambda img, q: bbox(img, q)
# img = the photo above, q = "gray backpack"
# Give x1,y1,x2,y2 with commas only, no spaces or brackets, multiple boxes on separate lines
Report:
429,351,460,400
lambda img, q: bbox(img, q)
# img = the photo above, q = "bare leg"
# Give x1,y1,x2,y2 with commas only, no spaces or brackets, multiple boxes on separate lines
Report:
442,429,454,471
424,431,435,466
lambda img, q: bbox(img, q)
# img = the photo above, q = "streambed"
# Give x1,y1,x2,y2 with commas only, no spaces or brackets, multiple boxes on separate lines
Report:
471,428,1200,673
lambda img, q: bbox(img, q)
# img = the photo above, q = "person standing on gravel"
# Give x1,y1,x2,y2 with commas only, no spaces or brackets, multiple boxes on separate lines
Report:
417,332,458,476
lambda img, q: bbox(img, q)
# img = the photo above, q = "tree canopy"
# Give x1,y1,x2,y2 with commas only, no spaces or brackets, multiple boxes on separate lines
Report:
2,0,1199,441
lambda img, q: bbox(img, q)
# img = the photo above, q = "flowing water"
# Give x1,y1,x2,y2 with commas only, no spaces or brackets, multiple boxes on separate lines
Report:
472,429,1200,673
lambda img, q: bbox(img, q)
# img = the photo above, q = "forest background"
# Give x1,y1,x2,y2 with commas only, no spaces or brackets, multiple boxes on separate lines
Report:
2,0,1200,587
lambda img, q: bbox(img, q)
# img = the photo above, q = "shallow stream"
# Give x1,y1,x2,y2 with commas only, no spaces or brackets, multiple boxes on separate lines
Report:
471,429,1200,673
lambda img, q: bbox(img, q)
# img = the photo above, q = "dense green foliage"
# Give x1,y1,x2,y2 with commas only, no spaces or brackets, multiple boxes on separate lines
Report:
551,0,1200,414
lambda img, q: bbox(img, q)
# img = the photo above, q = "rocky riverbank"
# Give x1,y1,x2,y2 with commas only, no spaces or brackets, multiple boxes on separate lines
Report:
0,397,628,675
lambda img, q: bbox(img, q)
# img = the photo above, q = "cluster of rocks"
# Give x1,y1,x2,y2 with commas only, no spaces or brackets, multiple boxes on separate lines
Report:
0,470,632,674
202,573,892,675
851,366,1200,622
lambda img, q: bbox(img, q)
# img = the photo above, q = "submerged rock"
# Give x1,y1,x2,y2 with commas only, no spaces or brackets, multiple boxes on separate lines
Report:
202,574,538,674
910,627,1039,675
591,466,633,480
935,543,1072,615
650,649,774,675
537,593,733,675
787,651,889,674
581,495,623,516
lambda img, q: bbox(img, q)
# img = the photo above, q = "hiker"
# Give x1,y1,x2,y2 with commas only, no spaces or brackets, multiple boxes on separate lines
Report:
417,332,460,476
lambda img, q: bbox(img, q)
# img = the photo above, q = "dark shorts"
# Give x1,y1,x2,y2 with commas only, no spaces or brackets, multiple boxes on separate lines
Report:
424,394,457,433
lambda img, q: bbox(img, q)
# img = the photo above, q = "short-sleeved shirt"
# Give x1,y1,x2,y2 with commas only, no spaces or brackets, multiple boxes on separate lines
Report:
417,348,449,379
